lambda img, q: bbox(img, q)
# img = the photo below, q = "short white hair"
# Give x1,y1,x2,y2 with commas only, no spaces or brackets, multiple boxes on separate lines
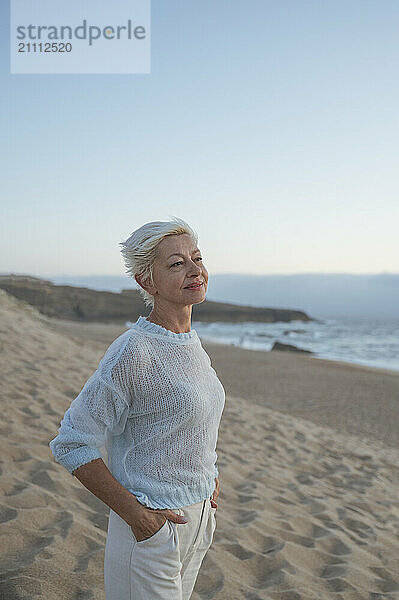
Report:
120,216,199,309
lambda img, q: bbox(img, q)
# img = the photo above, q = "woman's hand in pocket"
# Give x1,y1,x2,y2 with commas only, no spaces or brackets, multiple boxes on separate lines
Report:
128,505,188,542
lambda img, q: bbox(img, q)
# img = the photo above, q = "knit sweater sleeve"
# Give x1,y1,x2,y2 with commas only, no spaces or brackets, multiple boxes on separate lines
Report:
49,334,132,475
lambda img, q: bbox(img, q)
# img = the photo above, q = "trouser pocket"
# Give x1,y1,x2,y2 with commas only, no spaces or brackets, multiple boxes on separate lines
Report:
189,500,206,548
131,517,169,544
196,500,216,551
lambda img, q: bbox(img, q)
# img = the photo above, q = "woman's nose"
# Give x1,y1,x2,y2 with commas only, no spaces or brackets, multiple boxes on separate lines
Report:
188,260,202,274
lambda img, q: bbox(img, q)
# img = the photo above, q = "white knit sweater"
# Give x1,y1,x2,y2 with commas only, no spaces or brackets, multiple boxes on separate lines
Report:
49,315,225,509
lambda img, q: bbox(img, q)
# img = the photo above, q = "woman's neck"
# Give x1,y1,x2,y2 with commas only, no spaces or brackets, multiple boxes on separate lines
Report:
146,307,193,334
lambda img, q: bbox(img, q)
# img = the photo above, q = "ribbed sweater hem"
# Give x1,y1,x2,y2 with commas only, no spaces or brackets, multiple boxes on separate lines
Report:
127,477,217,510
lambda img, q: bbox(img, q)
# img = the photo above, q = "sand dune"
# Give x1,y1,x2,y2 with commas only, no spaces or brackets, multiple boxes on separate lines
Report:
1,288,398,599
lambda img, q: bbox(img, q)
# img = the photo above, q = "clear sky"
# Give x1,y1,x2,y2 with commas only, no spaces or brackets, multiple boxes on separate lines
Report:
1,0,398,278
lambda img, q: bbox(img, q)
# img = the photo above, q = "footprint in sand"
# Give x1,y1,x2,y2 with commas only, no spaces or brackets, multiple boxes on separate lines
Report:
4,481,28,497
320,562,347,579
245,554,295,590
235,480,257,494
317,537,352,556
237,493,260,504
234,509,257,526
40,510,73,540
29,465,57,493
229,451,250,464
75,538,104,573
300,497,327,514
370,567,399,594
261,537,285,556
273,494,297,505
194,554,224,599
335,508,377,541
0,505,18,523
221,541,255,560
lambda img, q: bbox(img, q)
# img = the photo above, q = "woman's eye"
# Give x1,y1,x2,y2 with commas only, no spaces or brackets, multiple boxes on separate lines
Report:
170,257,202,268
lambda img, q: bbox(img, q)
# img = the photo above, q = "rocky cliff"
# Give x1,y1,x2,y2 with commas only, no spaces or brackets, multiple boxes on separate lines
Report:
0,274,314,323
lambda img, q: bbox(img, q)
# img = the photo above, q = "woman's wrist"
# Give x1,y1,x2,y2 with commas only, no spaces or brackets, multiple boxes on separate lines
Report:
112,489,148,526
122,497,149,525
72,458,145,526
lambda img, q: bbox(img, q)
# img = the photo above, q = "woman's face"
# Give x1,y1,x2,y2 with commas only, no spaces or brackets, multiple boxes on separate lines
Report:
141,233,208,307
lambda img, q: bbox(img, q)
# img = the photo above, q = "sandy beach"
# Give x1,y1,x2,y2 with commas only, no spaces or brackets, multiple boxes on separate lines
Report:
1,287,399,600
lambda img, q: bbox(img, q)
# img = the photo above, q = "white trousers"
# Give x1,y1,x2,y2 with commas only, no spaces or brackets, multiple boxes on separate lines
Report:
104,497,217,600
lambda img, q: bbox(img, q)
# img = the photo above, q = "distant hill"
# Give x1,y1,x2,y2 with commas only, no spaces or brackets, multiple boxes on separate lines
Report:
0,274,313,324
36,271,399,320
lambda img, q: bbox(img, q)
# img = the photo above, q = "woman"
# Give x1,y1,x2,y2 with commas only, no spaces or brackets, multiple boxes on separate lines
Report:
49,216,225,600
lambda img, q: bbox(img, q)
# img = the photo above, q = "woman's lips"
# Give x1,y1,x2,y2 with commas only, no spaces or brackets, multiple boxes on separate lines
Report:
185,282,204,289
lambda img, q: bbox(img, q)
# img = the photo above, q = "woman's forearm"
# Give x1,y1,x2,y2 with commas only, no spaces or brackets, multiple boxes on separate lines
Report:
72,458,144,525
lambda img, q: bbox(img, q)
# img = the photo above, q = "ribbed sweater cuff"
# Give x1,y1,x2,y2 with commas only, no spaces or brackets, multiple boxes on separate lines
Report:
55,446,103,475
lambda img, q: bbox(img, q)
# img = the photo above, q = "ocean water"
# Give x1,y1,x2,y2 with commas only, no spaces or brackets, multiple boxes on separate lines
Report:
187,317,399,373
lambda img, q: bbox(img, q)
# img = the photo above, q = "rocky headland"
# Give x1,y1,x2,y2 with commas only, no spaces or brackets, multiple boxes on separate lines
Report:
0,274,314,324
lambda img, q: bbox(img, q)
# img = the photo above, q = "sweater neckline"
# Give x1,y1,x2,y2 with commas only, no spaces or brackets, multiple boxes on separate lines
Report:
134,315,198,343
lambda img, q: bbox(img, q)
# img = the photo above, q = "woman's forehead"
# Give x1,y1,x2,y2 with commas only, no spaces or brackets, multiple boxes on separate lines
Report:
158,234,199,256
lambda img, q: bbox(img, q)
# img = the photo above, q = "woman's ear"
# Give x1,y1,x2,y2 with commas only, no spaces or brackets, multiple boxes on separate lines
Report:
135,273,157,295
